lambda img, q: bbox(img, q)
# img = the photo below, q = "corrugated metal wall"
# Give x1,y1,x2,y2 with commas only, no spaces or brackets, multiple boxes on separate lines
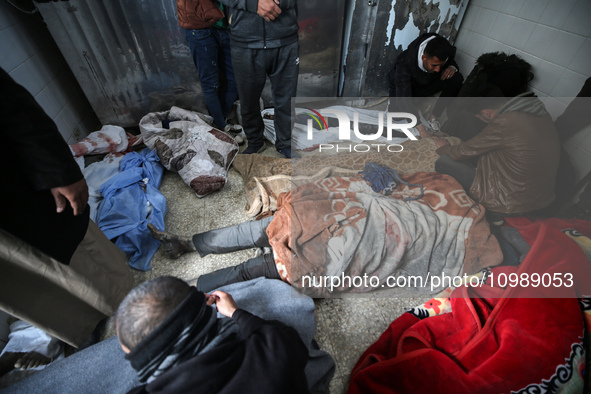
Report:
35,0,201,127
34,0,346,127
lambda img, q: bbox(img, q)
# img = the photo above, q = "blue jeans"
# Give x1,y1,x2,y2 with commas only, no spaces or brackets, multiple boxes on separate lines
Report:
185,28,237,129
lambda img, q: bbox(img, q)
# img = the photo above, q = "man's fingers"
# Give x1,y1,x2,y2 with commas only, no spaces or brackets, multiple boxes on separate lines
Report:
69,198,83,216
52,191,67,213
50,179,89,215
69,190,88,215
258,0,281,21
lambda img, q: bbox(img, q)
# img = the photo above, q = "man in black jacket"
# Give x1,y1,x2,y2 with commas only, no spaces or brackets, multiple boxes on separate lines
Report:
117,276,310,393
0,67,89,265
388,33,463,138
220,0,299,158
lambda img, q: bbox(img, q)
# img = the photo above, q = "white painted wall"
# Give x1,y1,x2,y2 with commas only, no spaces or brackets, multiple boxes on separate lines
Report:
454,0,591,183
0,2,97,144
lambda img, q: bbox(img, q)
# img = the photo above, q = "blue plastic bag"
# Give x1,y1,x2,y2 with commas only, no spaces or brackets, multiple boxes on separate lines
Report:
97,149,166,271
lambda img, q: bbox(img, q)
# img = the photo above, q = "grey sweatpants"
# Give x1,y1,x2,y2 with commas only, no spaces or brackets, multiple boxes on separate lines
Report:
230,41,299,151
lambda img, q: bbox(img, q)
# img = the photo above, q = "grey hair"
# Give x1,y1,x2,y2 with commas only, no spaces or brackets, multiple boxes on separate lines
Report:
115,276,191,350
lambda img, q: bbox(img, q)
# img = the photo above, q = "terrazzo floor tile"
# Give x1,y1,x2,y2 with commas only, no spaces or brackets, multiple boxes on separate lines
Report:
329,375,348,394
315,298,392,384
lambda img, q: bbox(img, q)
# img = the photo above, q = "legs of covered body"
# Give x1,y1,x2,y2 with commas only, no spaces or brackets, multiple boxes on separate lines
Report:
193,216,273,256
196,253,281,292
148,216,279,292
148,216,273,259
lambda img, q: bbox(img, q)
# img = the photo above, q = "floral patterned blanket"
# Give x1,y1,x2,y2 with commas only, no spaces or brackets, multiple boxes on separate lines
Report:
266,171,502,296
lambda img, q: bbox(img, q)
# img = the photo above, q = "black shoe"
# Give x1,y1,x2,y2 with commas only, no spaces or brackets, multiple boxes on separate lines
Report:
242,142,266,154
277,147,300,159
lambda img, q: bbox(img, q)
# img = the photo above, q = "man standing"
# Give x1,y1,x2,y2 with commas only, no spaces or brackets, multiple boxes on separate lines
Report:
0,68,133,348
388,33,463,138
177,0,244,144
220,0,299,158
0,67,89,265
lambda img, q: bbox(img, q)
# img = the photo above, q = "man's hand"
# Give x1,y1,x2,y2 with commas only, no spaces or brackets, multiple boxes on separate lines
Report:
257,0,281,22
440,65,457,80
50,178,88,215
211,290,238,317
417,124,432,139
204,293,217,306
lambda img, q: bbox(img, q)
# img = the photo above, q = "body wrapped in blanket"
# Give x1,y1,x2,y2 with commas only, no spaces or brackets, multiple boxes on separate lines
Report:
348,217,591,394
268,171,502,296
150,171,504,297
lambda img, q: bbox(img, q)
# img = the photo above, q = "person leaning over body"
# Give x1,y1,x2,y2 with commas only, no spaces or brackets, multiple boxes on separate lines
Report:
432,92,560,223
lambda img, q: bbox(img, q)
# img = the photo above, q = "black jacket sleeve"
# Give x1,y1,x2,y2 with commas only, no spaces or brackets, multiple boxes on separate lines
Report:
232,309,309,363
232,309,310,393
0,68,83,191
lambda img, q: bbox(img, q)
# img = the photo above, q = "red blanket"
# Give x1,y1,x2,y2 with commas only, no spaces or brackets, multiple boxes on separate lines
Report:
348,218,591,394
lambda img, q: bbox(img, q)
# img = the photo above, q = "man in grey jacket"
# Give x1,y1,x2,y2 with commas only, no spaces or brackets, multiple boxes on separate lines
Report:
220,0,299,158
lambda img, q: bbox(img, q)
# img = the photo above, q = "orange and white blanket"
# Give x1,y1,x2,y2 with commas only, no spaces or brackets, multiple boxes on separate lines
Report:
266,172,502,296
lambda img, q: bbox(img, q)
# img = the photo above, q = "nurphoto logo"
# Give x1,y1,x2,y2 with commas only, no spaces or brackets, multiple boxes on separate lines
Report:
302,107,418,153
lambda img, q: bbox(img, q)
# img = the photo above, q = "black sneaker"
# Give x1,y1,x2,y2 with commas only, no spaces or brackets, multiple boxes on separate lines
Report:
242,142,266,154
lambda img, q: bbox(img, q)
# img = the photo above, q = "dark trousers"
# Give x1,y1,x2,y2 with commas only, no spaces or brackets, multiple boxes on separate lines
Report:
196,253,281,292
435,155,506,223
186,28,238,129
230,41,299,151
435,154,476,193
192,216,281,291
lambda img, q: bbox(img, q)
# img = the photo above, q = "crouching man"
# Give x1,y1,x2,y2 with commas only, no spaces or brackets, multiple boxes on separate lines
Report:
116,276,310,394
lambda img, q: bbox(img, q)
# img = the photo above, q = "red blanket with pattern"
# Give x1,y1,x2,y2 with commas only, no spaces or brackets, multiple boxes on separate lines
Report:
348,218,591,394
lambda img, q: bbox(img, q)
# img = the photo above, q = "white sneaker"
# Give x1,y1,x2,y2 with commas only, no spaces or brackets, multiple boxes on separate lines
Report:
428,118,441,132
224,124,245,145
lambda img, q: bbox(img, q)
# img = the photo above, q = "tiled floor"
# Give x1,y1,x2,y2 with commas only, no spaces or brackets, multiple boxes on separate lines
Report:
133,143,430,394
